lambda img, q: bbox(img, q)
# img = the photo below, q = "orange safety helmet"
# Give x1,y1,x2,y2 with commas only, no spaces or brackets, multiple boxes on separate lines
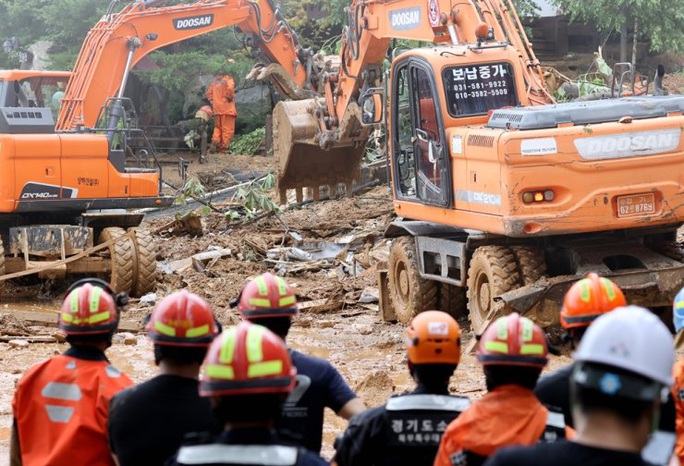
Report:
237,273,298,319
200,321,296,397
147,290,220,347
477,312,548,368
560,273,626,329
59,283,120,335
405,310,461,364
195,105,213,121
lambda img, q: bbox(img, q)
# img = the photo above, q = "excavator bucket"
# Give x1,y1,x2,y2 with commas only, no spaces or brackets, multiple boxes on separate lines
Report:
273,99,367,204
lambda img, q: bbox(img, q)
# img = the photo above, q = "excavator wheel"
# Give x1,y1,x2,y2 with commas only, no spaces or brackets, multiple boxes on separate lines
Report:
439,283,467,319
466,246,520,332
98,227,135,296
650,240,684,262
511,246,547,285
129,228,157,297
387,236,438,324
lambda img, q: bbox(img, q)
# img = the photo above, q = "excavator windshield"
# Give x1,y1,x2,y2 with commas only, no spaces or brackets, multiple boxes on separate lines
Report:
0,75,70,109
442,62,518,116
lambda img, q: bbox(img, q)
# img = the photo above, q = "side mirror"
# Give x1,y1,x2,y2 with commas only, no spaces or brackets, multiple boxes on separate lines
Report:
360,90,384,125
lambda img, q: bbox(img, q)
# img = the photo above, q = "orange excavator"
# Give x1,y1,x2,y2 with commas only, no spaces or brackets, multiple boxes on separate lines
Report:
269,0,684,331
0,0,315,297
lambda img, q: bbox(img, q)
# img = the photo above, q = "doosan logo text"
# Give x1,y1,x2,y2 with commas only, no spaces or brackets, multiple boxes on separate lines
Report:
389,7,421,30
174,14,214,30
574,129,681,160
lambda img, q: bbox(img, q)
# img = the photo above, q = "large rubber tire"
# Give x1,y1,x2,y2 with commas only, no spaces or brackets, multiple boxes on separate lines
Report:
387,236,438,324
651,241,684,262
511,246,547,286
98,227,135,296
466,245,520,331
130,228,158,297
439,282,467,319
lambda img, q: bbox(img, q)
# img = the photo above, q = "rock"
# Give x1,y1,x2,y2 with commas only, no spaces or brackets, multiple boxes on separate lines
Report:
139,293,157,306
117,332,137,346
357,325,373,336
358,286,379,304
234,84,273,133
8,339,29,348
317,320,336,329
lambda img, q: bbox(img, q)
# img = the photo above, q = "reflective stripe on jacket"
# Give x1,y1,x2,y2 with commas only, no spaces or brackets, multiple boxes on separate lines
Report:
12,350,132,466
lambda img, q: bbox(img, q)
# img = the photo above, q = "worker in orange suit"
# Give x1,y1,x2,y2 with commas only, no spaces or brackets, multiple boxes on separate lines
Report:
206,74,237,153
434,313,565,466
671,287,684,464
10,278,132,466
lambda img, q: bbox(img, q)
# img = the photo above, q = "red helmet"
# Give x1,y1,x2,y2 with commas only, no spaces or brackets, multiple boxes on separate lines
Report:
237,273,298,319
560,273,626,329
200,321,296,397
59,283,119,335
147,290,219,347
405,311,461,364
477,312,548,368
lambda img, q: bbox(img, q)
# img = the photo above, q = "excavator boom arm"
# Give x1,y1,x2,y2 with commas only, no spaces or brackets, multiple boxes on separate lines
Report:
331,0,552,128
57,0,309,131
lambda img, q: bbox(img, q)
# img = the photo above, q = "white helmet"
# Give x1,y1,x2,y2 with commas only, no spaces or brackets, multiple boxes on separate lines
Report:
573,305,673,387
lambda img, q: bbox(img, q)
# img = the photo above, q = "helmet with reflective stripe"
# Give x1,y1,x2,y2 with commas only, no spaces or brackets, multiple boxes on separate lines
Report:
147,290,219,347
573,305,674,390
200,321,296,397
405,311,461,364
560,273,626,329
59,283,119,335
477,312,548,368
237,273,298,319
673,287,684,333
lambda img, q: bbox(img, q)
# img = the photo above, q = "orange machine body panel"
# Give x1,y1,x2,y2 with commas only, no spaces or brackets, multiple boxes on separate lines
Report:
389,48,684,238
0,132,161,213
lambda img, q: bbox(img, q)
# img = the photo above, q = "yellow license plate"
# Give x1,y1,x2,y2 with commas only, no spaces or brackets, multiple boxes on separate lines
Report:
616,193,656,217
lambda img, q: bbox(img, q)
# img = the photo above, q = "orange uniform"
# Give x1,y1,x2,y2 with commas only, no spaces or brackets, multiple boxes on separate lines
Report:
434,385,565,466
206,75,237,152
12,347,132,466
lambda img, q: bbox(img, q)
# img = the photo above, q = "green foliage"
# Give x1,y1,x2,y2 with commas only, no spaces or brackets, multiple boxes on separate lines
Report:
176,177,207,205
229,127,266,155
552,0,684,54
227,173,280,222
0,0,105,69
0,51,21,69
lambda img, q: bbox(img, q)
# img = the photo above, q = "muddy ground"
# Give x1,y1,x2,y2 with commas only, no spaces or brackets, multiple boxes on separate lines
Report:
2,57,684,461
0,152,576,463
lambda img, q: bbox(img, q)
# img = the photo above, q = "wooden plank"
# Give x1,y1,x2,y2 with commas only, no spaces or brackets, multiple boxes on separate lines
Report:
0,310,141,332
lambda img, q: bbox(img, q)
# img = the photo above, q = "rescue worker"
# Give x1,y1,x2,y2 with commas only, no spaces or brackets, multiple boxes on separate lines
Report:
236,272,365,453
11,278,132,466
108,290,221,465
434,313,565,466
534,273,676,448
333,310,470,466
670,287,684,464
206,74,237,153
484,305,675,466
535,273,626,426
167,321,328,466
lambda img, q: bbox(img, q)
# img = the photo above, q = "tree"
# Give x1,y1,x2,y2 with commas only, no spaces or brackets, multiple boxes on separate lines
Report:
552,0,684,62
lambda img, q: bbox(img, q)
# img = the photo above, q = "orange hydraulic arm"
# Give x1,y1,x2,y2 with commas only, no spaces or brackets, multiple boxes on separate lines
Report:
323,0,553,141
56,0,310,131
